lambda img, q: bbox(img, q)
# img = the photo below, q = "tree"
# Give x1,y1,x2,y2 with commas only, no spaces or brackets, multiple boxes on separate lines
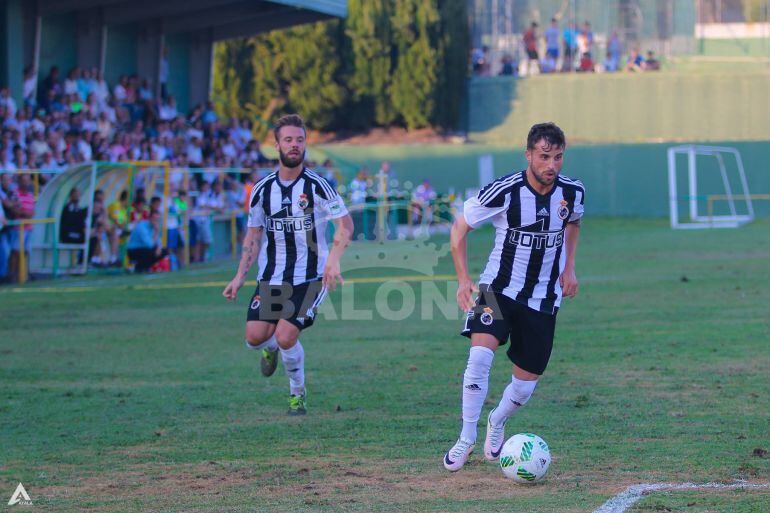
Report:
346,0,397,126
389,0,440,129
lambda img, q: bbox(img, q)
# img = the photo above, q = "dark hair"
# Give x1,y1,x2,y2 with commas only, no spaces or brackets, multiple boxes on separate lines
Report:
150,196,161,204
119,190,128,201
527,122,566,150
273,114,306,141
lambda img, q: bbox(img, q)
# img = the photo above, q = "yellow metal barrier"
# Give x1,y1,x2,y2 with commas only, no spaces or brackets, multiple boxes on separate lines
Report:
10,217,56,285
707,194,770,222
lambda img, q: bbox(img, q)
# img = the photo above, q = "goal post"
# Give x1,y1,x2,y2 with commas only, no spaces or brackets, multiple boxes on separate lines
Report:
668,145,755,229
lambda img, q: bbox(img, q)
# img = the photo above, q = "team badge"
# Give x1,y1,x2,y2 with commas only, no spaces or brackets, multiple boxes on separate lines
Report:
250,295,261,310
480,307,494,326
297,194,309,210
560,199,568,206
557,205,570,220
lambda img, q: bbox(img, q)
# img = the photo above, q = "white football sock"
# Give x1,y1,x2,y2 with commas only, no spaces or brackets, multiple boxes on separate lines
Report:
280,341,305,396
244,335,278,352
489,376,538,426
460,346,495,443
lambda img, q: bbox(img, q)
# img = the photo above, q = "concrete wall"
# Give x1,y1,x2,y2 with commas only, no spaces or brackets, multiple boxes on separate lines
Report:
319,141,770,218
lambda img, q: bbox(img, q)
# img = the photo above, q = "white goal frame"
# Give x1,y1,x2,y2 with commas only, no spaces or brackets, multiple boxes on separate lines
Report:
668,145,754,229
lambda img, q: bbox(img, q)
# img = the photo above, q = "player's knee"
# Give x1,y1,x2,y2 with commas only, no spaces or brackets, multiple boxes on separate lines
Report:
245,324,273,346
274,330,298,349
509,376,538,406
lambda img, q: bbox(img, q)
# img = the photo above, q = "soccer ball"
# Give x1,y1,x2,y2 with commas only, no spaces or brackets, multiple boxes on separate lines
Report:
499,433,551,483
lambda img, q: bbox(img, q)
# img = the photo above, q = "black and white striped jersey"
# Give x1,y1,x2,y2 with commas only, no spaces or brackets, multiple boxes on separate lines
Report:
247,168,349,285
463,170,585,315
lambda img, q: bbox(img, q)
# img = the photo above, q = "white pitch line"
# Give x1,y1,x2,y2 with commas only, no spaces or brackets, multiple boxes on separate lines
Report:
593,481,770,513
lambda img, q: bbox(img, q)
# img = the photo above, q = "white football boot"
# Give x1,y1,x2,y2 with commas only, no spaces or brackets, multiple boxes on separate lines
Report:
484,408,506,461
443,438,475,472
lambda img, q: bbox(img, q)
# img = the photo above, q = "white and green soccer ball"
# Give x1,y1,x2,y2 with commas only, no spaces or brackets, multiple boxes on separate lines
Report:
498,433,551,483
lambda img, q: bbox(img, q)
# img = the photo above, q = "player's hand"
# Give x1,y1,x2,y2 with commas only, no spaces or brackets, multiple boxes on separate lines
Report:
223,277,244,301
456,276,478,312
560,267,578,298
323,260,344,292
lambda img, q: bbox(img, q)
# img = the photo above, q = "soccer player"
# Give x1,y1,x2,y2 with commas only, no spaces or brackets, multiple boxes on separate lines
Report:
443,122,584,471
223,114,353,415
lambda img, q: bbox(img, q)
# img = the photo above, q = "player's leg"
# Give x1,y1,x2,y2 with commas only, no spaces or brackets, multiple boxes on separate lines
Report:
445,291,509,471
485,302,555,460
246,288,280,377
273,280,326,415
274,320,306,415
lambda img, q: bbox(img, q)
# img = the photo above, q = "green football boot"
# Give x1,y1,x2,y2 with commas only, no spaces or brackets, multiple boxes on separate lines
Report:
287,392,307,416
260,349,278,377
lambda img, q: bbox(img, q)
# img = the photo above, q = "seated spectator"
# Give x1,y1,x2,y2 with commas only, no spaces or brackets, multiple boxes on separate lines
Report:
603,50,619,72
578,52,595,72
59,187,87,244
499,54,518,76
108,190,129,238
625,49,644,72
126,209,167,272
411,179,437,225
644,50,660,71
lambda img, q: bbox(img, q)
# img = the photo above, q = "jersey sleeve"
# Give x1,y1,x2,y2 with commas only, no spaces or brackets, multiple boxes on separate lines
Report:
462,186,510,229
569,184,585,223
314,182,349,220
247,186,265,228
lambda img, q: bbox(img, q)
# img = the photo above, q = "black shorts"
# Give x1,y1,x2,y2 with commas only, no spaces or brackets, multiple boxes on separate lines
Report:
527,49,539,60
461,286,557,375
246,280,327,331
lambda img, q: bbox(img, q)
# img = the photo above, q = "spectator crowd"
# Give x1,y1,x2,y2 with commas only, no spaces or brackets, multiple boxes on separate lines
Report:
472,18,661,77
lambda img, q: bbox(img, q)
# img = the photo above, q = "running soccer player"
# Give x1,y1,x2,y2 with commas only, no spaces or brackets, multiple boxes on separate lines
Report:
223,114,353,415
443,122,584,470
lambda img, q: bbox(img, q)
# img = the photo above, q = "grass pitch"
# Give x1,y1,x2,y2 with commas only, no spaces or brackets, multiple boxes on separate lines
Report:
1,219,768,512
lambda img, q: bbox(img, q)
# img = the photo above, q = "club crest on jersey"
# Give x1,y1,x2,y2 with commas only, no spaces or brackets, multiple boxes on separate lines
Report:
480,307,494,325
250,295,261,310
557,205,570,220
297,194,309,210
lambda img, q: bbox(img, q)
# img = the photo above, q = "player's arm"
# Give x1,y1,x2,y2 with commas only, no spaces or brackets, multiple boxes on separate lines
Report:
560,220,580,298
223,226,263,301
323,214,353,291
451,214,478,311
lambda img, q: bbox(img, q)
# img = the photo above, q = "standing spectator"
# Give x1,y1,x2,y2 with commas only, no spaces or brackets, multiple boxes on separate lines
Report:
543,18,560,73
127,209,167,272
8,174,35,283
159,46,170,100
192,180,218,262
22,66,37,108
59,187,87,244
522,22,540,75
580,21,594,58
604,31,622,72
0,173,15,282
167,188,188,269
562,22,578,71
349,166,369,240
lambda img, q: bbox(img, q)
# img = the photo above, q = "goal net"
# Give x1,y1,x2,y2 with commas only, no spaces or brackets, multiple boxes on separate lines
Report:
668,145,754,229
